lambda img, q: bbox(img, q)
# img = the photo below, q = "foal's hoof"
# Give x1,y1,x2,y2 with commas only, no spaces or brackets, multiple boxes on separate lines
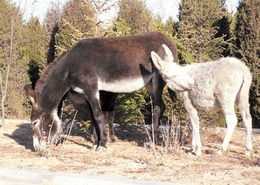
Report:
190,147,201,156
216,148,226,155
245,150,252,157
216,150,222,155
192,149,202,156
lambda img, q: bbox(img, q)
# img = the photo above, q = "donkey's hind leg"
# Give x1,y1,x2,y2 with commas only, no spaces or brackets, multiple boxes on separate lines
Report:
102,109,116,142
239,105,252,156
100,92,117,142
149,75,165,128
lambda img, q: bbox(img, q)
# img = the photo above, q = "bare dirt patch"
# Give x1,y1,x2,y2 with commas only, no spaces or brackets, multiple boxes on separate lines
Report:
0,120,259,185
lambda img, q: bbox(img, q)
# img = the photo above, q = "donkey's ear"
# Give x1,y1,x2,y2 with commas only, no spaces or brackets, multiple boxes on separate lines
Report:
151,51,165,71
162,44,174,62
24,85,36,105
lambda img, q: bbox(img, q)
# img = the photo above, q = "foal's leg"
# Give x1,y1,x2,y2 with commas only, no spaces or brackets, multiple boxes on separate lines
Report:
184,98,202,156
218,105,237,155
239,105,253,156
190,110,202,156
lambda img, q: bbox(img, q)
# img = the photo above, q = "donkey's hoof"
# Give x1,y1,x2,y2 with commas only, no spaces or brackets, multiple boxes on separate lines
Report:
109,135,118,143
95,146,107,153
91,145,97,151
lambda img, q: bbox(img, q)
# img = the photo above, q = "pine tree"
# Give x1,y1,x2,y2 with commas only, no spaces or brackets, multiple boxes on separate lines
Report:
108,0,157,124
173,0,232,127
22,17,47,88
116,0,154,34
55,0,97,56
176,0,228,63
213,7,233,56
0,0,30,121
44,2,62,63
234,0,260,127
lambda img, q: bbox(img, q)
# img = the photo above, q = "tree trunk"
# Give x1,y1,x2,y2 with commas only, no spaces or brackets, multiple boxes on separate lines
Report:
0,19,14,127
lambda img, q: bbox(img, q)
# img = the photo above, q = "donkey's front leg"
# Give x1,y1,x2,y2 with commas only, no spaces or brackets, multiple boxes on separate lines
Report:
85,91,107,151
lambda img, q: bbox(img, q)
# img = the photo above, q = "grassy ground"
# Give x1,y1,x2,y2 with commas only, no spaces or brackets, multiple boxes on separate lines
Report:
0,120,259,185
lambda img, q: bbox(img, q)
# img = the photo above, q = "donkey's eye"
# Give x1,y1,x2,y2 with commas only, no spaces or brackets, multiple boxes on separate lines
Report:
32,120,38,126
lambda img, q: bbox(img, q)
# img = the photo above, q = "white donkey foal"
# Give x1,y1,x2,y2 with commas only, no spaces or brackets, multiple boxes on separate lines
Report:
151,44,253,156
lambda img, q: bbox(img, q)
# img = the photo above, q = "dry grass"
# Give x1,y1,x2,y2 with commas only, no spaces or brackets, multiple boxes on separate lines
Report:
0,120,260,184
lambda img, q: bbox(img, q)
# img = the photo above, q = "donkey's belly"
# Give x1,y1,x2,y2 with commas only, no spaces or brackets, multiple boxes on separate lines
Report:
98,75,152,93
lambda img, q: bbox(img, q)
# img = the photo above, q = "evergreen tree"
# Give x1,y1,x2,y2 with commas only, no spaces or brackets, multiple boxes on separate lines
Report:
109,0,158,124
55,0,97,56
176,0,228,63
213,7,233,56
44,2,62,63
116,0,154,34
234,0,260,127
0,0,30,121
22,17,46,88
111,1,190,125
173,0,232,127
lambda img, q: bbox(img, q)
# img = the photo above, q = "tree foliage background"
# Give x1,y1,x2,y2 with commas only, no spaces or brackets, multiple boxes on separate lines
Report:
0,0,259,128
234,0,260,126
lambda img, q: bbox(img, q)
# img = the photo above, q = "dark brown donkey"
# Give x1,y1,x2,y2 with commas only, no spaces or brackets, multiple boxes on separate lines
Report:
32,64,117,142
24,32,178,153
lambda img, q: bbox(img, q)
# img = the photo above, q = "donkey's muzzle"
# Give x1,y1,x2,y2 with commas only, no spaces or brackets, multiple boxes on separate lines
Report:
33,135,47,154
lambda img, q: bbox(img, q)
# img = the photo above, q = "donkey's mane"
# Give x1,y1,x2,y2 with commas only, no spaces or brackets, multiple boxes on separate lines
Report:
34,52,66,94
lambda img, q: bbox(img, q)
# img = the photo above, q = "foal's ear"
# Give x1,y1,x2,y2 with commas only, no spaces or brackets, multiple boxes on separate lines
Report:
24,85,36,105
162,44,174,62
151,51,164,71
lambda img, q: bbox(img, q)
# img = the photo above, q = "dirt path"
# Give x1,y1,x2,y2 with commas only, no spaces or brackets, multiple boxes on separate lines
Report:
0,120,259,185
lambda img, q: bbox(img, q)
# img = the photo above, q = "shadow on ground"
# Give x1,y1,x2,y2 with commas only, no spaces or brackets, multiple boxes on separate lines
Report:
115,123,147,147
65,121,148,148
4,122,34,151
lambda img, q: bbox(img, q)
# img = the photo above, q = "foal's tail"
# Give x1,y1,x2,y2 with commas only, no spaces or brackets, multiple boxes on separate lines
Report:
236,64,252,111
236,62,253,153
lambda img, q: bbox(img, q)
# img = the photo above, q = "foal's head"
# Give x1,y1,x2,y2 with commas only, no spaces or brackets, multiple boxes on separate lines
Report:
24,85,61,153
151,44,194,92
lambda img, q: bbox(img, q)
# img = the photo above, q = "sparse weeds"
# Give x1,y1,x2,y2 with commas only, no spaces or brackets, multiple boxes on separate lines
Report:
142,97,191,159
40,110,78,157
143,116,191,158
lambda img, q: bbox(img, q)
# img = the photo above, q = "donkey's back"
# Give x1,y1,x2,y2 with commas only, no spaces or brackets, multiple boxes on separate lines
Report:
65,32,178,93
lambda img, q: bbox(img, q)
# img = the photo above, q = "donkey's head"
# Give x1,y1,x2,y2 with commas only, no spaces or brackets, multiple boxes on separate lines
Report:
24,85,61,153
151,44,194,92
